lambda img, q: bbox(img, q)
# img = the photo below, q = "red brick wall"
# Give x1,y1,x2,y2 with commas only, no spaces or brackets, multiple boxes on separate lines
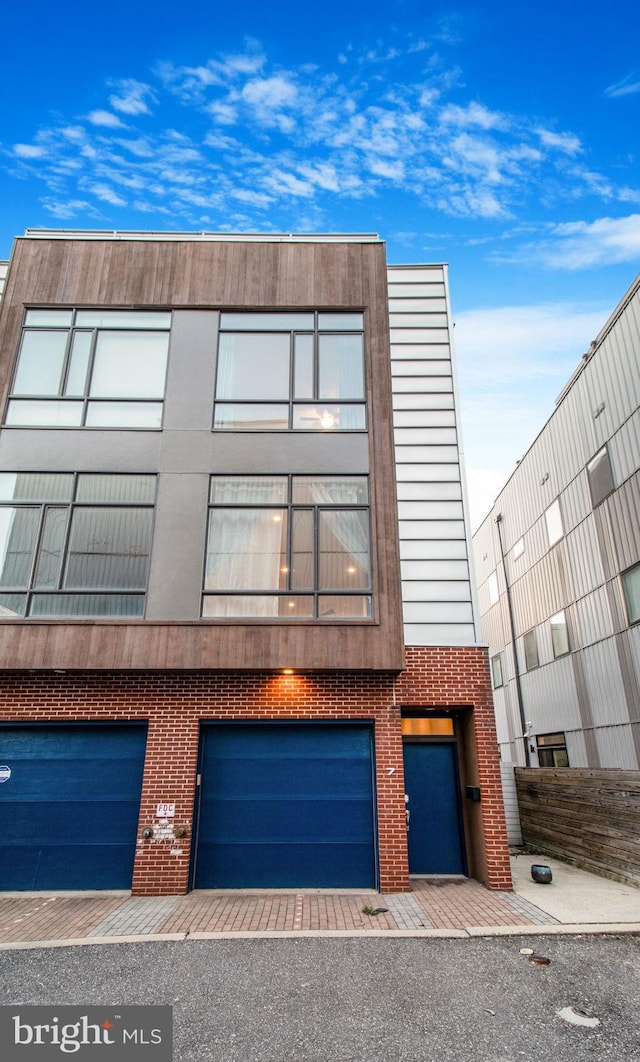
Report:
0,646,512,894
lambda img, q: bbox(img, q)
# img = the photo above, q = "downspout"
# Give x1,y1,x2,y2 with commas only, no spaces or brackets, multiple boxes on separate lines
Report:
494,513,531,766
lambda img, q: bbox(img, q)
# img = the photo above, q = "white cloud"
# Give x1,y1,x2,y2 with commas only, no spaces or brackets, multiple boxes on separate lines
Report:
109,79,155,115
543,214,640,269
86,110,124,128
537,128,582,155
440,101,509,131
13,143,47,158
604,71,640,98
87,183,127,206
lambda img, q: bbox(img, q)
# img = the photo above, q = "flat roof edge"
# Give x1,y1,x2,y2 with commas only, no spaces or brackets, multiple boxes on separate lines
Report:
21,229,382,244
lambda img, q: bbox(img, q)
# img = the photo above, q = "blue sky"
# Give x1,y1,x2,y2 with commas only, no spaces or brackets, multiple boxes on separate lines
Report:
2,0,639,525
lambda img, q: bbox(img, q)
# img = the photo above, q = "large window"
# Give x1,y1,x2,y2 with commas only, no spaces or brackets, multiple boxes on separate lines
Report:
0,472,155,617
203,475,372,618
213,312,366,430
6,310,170,428
545,499,563,547
491,653,503,689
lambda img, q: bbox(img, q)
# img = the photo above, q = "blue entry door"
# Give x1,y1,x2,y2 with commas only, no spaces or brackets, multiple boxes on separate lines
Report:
0,723,147,890
403,742,466,875
194,723,376,888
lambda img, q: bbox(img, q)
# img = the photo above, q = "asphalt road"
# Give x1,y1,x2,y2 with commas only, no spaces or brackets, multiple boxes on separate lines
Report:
2,935,639,1061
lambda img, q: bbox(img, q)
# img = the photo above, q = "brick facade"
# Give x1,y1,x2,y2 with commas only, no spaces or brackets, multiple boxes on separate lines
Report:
0,645,511,895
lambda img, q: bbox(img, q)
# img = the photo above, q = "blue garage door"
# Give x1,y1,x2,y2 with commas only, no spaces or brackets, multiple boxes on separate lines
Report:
194,723,376,888
0,724,147,890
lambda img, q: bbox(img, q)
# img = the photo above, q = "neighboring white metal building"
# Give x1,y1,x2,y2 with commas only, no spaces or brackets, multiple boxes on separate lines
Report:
473,273,640,774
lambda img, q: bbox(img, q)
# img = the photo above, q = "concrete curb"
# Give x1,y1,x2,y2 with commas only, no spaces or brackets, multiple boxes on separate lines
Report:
1,923,638,951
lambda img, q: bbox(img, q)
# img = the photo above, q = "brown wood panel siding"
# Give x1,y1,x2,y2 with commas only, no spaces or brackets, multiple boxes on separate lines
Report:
515,766,640,887
0,237,404,671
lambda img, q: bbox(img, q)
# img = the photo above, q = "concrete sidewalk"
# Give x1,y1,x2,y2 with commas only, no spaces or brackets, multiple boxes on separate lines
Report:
0,854,638,948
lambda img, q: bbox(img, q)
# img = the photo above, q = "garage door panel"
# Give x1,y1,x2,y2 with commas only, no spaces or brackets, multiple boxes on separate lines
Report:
206,757,373,800
199,842,374,889
202,797,374,844
0,724,147,890
195,723,376,888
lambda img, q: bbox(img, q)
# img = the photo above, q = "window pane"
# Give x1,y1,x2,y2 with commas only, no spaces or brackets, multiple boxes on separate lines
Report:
76,474,156,504
318,595,372,618
33,507,67,588
12,331,68,395
0,593,27,617
550,610,569,657
587,447,614,507
24,310,73,327
523,630,539,670
85,402,163,428
64,331,92,396
319,510,371,590
545,500,563,546
205,509,288,591
488,571,499,604
29,593,145,617
491,653,503,688
513,537,525,559
0,473,73,502
214,404,289,430
75,311,171,329
292,476,368,504
63,508,153,589
89,331,169,398
291,509,314,590
318,334,364,399
217,334,290,400
6,400,83,426
292,403,365,430
318,313,364,331
293,334,314,399
220,313,314,330
622,565,640,624
202,594,314,618
210,477,287,505
0,507,40,588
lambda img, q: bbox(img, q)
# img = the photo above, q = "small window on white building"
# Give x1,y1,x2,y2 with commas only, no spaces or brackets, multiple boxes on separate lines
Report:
587,446,614,508
545,499,563,547
523,629,539,671
622,563,640,625
550,610,570,657
491,653,503,689
536,732,569,767
513,537,525,560
488,570,499,605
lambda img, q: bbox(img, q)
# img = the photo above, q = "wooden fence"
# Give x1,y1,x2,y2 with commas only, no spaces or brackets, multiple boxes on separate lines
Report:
514,767,640,888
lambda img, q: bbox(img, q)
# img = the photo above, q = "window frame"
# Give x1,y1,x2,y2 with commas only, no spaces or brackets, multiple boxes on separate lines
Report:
213,311,367,432
544,499,564,547
622,562,640,626
536,731,569,767
550,609,570,658
5,309,171,430
491,652,503,689
586,445,615,508
202,474,373,620
523,628,539,671
0,472,156,618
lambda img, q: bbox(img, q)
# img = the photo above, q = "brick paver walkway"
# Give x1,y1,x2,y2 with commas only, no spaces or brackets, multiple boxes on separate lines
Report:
0,878,557,943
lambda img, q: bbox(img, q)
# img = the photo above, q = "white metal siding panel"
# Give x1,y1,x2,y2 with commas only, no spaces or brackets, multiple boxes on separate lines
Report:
565,729,589,768
574,587,614,648
581,640,629,726
390,263,477,646
595,725,639,769
519,655,583,732
500,763,523,846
